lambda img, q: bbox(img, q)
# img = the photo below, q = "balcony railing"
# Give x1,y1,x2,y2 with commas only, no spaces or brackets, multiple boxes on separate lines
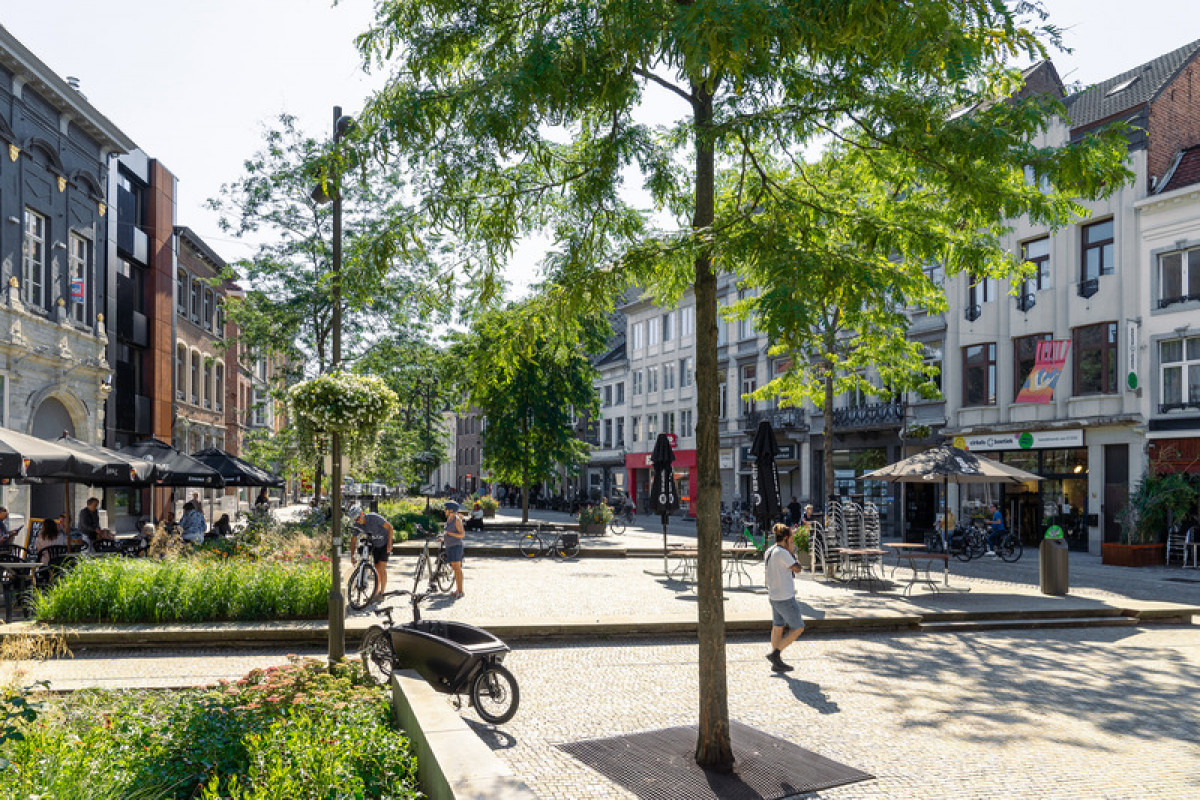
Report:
1158,293,1200,308
1016,293,1036,312
744,407,809,432
964,304,982,322
1078,278,1099,299
833,400,905,430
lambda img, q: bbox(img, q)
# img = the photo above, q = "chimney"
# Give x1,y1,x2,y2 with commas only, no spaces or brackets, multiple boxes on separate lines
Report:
66,76,86,98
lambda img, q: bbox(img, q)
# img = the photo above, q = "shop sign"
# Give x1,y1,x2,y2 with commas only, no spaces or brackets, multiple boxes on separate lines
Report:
739,444,797,462
719,450,733,469
1126,320,1139,391
960,430,1083,451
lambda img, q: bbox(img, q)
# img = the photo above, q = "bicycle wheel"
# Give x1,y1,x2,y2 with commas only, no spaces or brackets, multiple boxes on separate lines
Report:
413,551,428,587
347,562,378,611
609,518,626,535
968,530,987,559
951,536,973,562
556,536,580,559
470,663,520,725
433,557,454,592
360,626,395,686
518,533,543,557
998,536,1023,562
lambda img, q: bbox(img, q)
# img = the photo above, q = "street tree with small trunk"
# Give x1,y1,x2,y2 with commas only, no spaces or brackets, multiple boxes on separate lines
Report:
352,0,1131,771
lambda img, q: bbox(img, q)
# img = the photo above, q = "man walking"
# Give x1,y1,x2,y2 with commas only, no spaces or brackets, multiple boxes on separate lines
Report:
764,522,805,673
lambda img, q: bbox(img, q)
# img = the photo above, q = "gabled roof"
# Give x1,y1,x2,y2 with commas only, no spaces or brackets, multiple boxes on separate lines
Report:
1065,37,1200,130
1157,144,1200,194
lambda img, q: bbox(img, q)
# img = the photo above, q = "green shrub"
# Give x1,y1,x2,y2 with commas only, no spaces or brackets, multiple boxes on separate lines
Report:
0,658,419,799
378,498,440,539
478,495,499,515
577,503,613,526
32,557,331,624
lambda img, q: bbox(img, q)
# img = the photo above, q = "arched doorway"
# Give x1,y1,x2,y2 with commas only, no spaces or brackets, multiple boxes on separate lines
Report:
30,397,77,521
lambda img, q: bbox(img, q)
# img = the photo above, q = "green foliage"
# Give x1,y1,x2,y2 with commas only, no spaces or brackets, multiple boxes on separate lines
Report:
793,526,810,554
289,371,400,467
577,503,613,526
0,659,419,799
478,495,499,515
32,557,331,624
1119,472,1199,545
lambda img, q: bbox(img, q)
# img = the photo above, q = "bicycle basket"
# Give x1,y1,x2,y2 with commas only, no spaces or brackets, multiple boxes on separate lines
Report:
561,533,579,548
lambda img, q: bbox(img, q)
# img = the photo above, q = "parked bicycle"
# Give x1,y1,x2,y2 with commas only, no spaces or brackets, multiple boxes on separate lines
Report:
360,588,519,724
608,505,636,535
519,525,580,558
347,533,379,611
923,523,1021,563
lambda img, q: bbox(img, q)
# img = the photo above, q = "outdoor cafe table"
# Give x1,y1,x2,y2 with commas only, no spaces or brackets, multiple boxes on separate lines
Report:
830,547,888,592
0,561,39,623
882,542,947,595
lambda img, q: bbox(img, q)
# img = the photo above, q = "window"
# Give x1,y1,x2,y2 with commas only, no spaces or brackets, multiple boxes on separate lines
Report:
664,411,676,435
215,364,224,412
22,208,47,308
177,269,188,315
1013,334,1052,400
716,307,727,346
603,419,613,448
967,271,996,306
632,370,642,396
191,279,202,321
1074,322,1118,395
681,409,694,438
1082,220,1114,281
681,306,695,338
663,363,675,390
719,383,728,419
215,299,226,337
615,382,624,405
190,351,201,404
1158,246,1200,307
252,388,267,426
68,232,91,324
603,385,612,407
647,413,657,439
741,364,757,415
175,344,187,401
630,322,644,351
680,357,694,388
922,341,943,394
1020,237,1050,294
631,415,640,443
662,312,675,343
647,366,659,394
203,288,215,331
616,417,625,447
649,317,660,346
962,343,997,406
1160,336,1200,410
203,360,213,408
923,263,945,287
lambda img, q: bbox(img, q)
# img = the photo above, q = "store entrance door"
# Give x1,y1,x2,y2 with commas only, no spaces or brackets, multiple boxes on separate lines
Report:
1103,444,1128,544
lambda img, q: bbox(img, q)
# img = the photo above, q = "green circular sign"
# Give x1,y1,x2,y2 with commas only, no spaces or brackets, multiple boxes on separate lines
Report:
1127,372,1138,390
1018,432,1034,449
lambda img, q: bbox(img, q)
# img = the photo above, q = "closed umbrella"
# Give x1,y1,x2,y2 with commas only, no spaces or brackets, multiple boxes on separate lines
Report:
750,420,782,533
647,434,680,574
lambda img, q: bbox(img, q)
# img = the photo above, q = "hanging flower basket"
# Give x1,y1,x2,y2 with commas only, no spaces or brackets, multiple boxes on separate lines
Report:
288,372,399,465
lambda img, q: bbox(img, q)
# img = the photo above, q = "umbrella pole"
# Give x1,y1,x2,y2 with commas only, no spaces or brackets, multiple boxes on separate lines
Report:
662,512,669,575
941,478,970,593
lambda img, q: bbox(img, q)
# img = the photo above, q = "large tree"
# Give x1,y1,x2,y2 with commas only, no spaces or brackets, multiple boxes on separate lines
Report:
453,300,606,522
353,0,1129,770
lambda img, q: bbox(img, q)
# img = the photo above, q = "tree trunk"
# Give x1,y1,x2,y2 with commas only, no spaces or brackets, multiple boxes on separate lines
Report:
691,82,734,774
823,366,835,514
521,416,530,523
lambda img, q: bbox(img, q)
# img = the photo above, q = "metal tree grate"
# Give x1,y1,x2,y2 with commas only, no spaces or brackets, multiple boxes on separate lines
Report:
557,720,873,800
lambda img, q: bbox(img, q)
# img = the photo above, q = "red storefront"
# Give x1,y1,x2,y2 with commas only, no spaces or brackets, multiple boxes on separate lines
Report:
625,445,699,518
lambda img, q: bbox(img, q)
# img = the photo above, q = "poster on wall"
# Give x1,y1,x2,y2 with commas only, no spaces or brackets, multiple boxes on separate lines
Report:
1015,339,1071,404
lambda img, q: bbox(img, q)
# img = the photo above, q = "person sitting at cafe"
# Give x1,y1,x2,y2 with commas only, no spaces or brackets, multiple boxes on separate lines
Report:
254,488,270,512
464,501,485,531
210,513,233,539
179,502,206,546
34,518,66,563
0,506,10,545
78,497,116,543
159,510,180,536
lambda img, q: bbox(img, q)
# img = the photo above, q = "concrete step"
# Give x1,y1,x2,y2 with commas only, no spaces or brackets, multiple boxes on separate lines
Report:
918,616,1140,633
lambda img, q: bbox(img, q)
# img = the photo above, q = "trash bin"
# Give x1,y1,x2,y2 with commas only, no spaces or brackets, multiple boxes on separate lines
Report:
1039,534,1069,595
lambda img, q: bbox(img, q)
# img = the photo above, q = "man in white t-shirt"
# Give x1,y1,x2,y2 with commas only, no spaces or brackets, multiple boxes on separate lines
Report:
764,523,805,673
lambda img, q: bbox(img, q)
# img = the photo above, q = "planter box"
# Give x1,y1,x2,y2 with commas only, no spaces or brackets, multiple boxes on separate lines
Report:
483,509,496,518
579,522,607,535
1101,543,1166,567
796,551,812,571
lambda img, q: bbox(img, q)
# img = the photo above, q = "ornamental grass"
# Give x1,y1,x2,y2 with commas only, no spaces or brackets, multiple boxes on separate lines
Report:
32,556,331,624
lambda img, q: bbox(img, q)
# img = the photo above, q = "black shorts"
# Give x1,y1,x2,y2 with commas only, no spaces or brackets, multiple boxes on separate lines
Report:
371,543,390,563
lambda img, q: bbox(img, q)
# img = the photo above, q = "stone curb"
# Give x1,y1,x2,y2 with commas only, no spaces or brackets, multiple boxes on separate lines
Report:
389,670,536,800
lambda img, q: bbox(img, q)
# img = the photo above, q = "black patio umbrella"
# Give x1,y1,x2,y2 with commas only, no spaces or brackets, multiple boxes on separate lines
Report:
750,420,782,532
647,433,680,572
118,438,225,489
192,447,284,488
56,435,158,486
0,425,89,480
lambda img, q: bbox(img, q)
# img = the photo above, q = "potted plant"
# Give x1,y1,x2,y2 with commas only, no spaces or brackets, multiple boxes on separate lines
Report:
1103,472,1198,567
793,526,812,570
479,495,499,518
576,503,613,535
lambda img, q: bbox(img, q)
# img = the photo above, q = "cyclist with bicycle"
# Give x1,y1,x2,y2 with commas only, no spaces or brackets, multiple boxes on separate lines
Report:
986,502,1006,555
350,505,394,596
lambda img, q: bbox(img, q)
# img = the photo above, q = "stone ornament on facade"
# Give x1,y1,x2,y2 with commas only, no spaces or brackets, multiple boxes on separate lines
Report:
7,144,18,162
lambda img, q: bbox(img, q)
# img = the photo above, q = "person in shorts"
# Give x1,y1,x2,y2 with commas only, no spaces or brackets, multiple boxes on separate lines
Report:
764,522,805,673
443,501,466,599
351,505,394,596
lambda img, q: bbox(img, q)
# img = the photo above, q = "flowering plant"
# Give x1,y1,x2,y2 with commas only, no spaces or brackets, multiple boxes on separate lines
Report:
288,372,399,465
577,503,613,526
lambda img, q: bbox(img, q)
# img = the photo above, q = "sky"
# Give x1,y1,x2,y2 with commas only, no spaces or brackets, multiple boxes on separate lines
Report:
3,1,1198,292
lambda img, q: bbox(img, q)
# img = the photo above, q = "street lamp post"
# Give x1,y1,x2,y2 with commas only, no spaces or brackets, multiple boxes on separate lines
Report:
314,105,354,665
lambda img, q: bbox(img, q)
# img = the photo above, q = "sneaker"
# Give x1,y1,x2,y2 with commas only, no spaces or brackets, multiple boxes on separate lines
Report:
767,652,794,673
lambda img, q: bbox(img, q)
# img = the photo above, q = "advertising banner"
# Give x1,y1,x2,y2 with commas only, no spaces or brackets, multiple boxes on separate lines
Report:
1015,339,1071,404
